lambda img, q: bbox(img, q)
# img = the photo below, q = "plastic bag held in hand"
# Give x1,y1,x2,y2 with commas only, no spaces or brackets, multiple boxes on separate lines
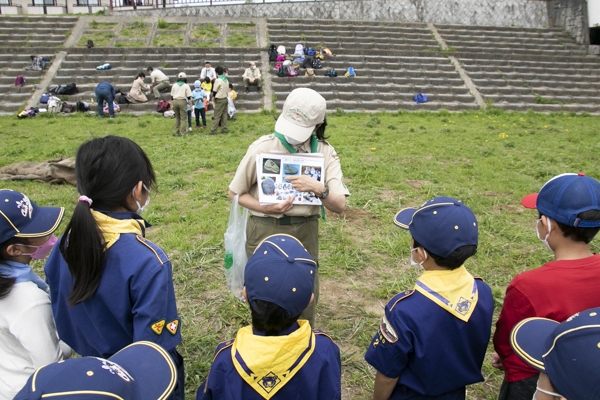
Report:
224,194,248,300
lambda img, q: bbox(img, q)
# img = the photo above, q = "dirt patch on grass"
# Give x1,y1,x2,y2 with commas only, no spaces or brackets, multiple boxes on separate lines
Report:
405,179,430,189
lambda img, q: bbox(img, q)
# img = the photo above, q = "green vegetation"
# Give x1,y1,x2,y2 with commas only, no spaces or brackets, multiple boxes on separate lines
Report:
157,19,185,30
120,21,150,38
226,33,256,47
76,31,114,47
191,23,220,40
228,22,255,30
88,20,117,30
189,41,219,48
3,110,599,399
114,40,146,48
153,32,184,47
534,93,562,105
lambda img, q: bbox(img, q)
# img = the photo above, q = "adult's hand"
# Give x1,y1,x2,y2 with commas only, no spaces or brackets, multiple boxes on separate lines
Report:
285,175,323,196
491,352,504,370
263,195,294,214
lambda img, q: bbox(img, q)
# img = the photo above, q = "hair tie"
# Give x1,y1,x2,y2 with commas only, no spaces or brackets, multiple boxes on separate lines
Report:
78,195,93,206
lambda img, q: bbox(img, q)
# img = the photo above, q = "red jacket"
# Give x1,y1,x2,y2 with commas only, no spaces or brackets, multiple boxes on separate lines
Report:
493,254,600,382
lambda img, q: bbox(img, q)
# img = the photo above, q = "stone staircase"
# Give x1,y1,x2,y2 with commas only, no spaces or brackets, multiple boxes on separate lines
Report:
50,49,264,114
437,25,600,113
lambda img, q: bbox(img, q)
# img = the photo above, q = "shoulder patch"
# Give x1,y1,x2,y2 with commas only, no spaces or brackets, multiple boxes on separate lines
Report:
389,289,415,312
213,339,234,361
166,319,179,335
379,315,398,343
151,319,165,335
136,236,169,265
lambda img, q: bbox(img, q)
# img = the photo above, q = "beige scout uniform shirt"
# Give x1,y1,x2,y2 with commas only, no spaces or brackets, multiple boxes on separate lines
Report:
229,134,350,218
212,78,228,99
150,69,169,84
243,67,261,80
170,83,192,100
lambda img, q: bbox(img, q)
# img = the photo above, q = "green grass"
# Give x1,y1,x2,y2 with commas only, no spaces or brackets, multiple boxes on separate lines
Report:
153,32,184,47
88,20,117,30
157,19,186,30
76,31,114,47
189,41,219,48
120,21,150,38
228,22,255,30
191,24,220,40
3,110,600,399
114,40,146,48
226,33,256,47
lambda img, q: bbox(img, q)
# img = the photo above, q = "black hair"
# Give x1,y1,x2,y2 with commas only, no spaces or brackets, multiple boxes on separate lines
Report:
203,77,210,84
412,238,477,270
146,66,153,72
178,77,187,83
0,237,31,299
250,299,298,336
315,115,329,140
215,66,224,75
544,210,600,244
59,136,156,306
137,72,146,79
229,83,233,89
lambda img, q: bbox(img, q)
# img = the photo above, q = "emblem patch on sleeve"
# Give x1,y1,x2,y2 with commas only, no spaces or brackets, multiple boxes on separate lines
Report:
380,315,398,343
151,319,165,335
166,319,179,335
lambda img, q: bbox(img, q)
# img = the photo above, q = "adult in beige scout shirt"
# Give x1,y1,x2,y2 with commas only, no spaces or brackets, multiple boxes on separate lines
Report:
228,88,350,326
242,61,262,93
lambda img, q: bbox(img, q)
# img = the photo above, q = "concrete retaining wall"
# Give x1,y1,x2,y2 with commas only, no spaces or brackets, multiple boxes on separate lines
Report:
547,0,590,45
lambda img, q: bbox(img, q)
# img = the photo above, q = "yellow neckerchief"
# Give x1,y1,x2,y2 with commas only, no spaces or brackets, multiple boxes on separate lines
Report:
414,265,478,322
231,320,315,399
91,210,144,249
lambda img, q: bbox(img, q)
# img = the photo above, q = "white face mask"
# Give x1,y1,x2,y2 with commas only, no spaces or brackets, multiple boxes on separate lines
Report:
285,135,306,146
132,183,150,215
410,247,427,268
536,217,552,251
532,386,563,399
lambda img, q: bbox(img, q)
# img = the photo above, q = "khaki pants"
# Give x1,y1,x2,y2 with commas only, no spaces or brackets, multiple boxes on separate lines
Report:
210,97,228,134
153,81,170,99
245,215,320,327
172,99,187,136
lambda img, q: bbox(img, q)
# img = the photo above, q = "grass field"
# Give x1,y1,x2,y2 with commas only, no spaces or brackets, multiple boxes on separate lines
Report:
1,109,599,399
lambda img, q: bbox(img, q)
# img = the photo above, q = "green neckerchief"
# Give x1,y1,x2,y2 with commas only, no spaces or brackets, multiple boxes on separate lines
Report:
219,74,229,83
176,81,185,86
273,132,325,220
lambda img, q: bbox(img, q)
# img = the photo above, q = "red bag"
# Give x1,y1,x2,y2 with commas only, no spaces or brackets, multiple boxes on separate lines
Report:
156,100,170,113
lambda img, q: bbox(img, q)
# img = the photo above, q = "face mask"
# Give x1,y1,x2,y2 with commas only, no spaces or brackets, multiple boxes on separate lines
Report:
133,183,150,214
18,235,57,260
410,247,427,268
536,217,552,251
284,135,305,146
533,386,563,399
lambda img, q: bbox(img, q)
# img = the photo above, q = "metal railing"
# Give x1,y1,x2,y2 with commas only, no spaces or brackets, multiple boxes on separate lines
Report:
110,0,313,10
75,0,101,5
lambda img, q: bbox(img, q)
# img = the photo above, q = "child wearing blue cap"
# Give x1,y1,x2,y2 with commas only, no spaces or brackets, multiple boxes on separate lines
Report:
0,189,70,399
197,234,341,400
510,307,600,400
192,80,207,129
493,173,600,400
43,136,184,400
365,197,494,400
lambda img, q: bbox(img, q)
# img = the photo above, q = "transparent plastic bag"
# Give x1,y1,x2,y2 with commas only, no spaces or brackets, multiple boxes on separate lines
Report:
224,195,248,300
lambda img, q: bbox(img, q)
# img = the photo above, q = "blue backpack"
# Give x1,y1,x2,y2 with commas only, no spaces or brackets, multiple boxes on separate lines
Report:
413,93,428,104
346,67,355,77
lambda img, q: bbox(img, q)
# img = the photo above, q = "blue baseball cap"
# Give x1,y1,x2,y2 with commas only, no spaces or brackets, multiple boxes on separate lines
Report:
245,234,316,318
15,341,177,400
394,196,478,258
510,308,600,400
521,173,600,227
0,189,64,244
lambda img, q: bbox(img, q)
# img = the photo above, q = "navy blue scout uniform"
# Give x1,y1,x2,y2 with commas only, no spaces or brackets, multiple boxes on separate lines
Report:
198,234,342,400
365,197,494,400
44,211,183,395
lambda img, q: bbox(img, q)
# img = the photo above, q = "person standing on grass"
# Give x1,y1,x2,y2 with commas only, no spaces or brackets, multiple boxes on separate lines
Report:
0,189,71,400
493,173,600,400
210,66,229,135
242,61,262,93
365,197,494,400
192,80,207,129
228,88,350,327
170,72,193,137
147,66,171,101
94,81,116,119
44,135,185,400
197,234,341,400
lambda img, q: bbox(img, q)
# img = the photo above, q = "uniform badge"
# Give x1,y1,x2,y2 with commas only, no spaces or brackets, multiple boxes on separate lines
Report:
455,297,472,316
151,319,165,335
166,319,179,335
258,371,281,393
379,315,398,344
101,359,134,382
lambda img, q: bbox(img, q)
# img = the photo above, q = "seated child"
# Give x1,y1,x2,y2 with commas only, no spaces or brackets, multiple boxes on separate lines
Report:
15,341,176,399
0,189,71,399
201,77,212,103
227,83,237,121
365,197,494,400
197,234,341,400
192,80,207,129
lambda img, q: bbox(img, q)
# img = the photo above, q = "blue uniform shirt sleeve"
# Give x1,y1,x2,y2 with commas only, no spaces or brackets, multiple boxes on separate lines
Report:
364,300,413,379
315,333,342,399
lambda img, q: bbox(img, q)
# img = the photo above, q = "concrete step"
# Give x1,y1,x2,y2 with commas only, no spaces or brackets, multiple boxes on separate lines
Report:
492,102,600,113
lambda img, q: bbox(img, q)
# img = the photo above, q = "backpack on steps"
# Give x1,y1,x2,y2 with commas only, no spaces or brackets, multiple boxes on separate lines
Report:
268,44,278,62
276,65,288,78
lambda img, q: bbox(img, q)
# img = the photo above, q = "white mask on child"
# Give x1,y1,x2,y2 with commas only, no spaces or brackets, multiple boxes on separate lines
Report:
410,248,427,268
133,184,150,215
536,217,552,251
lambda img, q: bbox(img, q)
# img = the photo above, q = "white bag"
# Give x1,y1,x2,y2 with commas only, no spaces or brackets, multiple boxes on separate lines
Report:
224,195,248,300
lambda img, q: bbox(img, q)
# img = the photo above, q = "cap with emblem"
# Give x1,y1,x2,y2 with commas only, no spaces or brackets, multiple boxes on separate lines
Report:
0,189,64,244
177,72,186,79
394,196,478,258
15,341,177,400
521,173,600,227
510,307,600,400
245,234,316,318
275,88,326,143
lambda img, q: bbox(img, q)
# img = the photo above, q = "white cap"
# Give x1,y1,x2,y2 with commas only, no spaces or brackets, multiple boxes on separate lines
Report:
275,88,326,142
178,72,186,79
